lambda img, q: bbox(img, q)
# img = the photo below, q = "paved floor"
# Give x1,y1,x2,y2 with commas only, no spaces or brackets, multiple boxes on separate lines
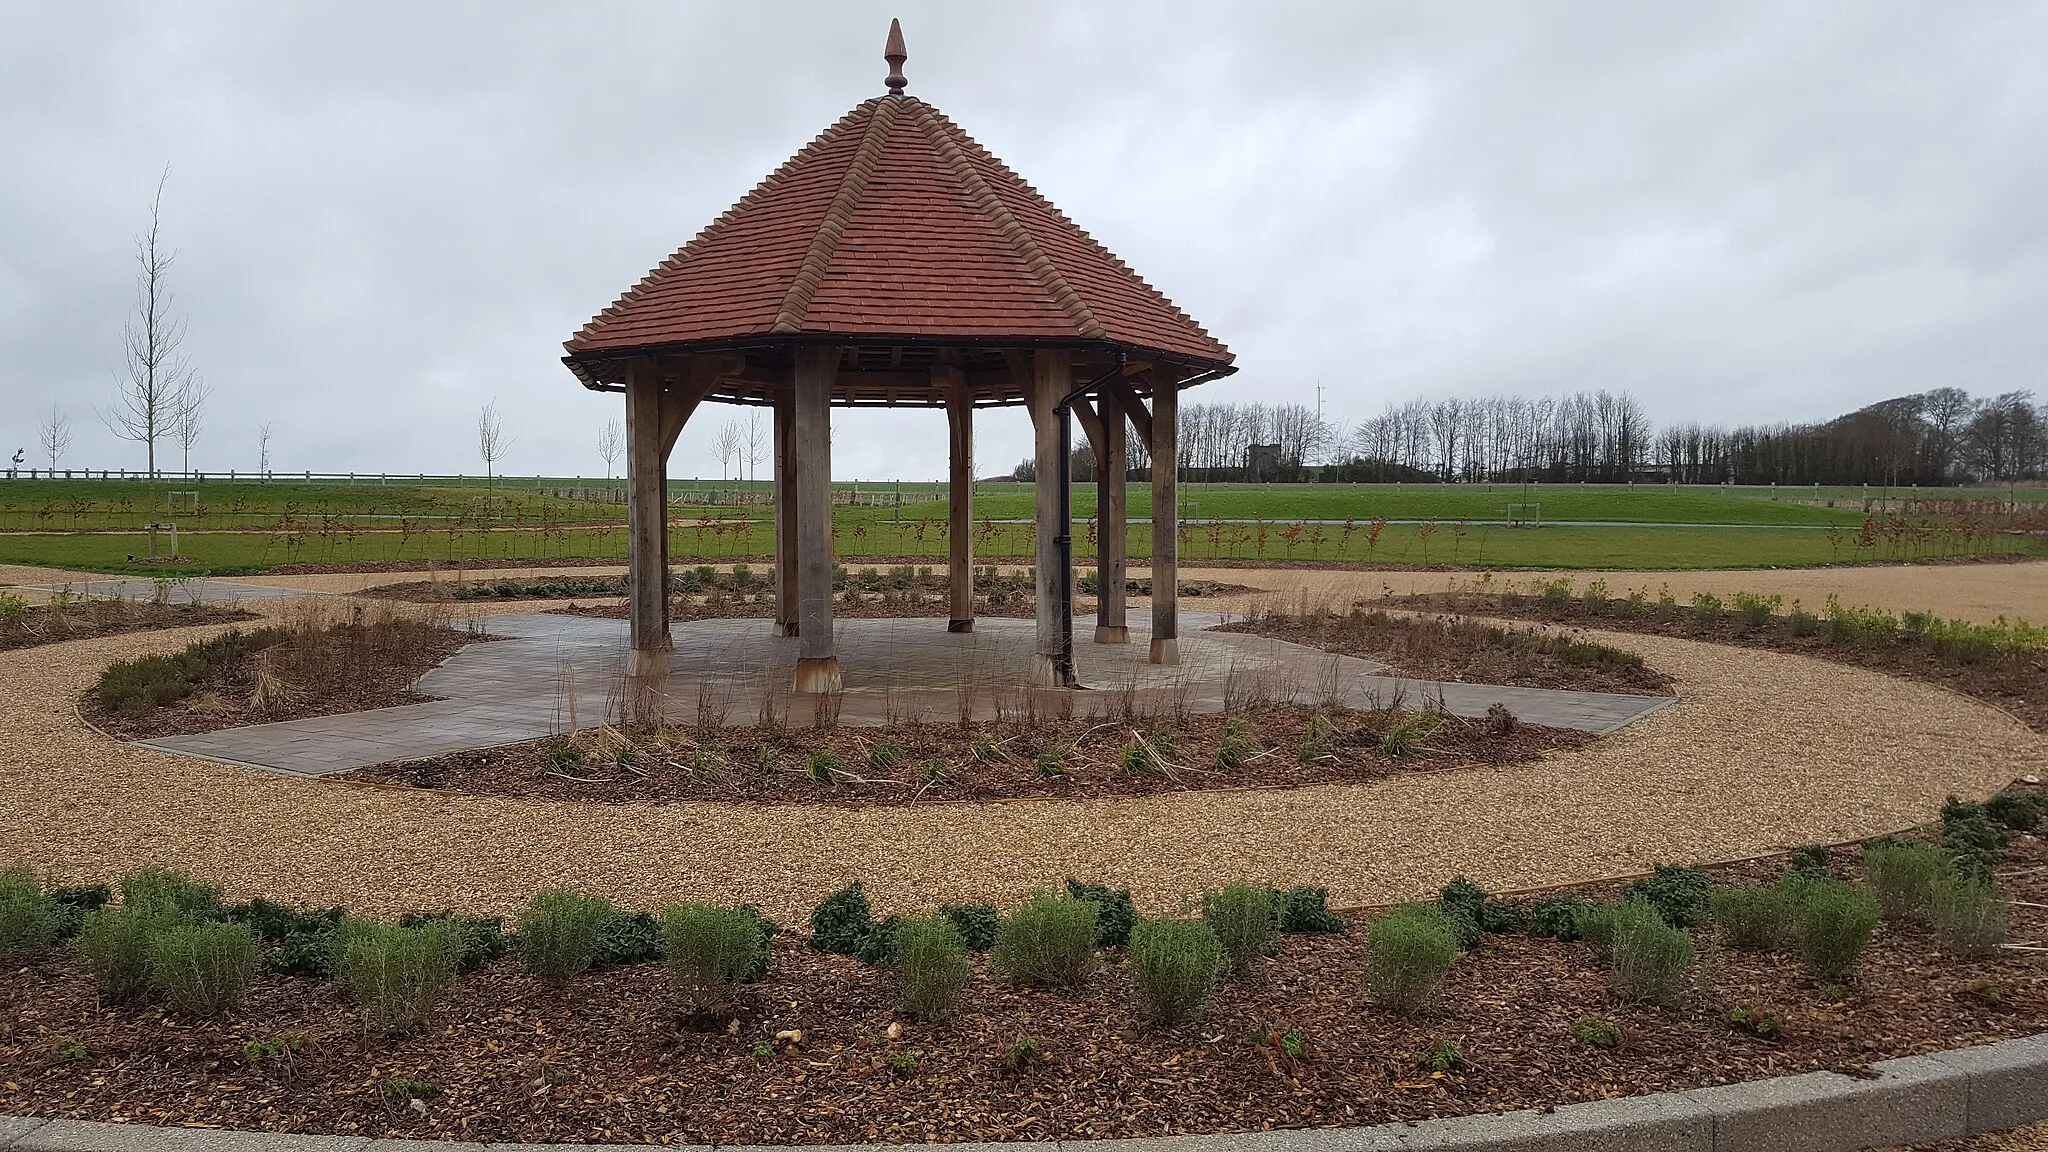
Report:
133,612,1674,776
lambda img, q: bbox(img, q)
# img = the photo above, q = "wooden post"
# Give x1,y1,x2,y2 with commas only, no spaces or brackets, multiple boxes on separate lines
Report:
792,347,840,693
1149,370,1180,666
1028,349,1069,686
1092,392,1129,644
944,383,975,632
773,391,798,637
624,359,670,678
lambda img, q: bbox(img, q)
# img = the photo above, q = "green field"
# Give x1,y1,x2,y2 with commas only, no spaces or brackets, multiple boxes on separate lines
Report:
0,478,2037,576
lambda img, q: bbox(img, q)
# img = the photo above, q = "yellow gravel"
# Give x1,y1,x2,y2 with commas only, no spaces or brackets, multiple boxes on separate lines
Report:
2,589,2042,923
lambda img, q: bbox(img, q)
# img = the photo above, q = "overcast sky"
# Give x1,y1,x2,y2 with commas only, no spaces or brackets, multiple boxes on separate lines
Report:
3,2,2045,481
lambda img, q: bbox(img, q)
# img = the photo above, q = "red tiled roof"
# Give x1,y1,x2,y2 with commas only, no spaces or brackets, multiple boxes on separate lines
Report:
564,95,1231,366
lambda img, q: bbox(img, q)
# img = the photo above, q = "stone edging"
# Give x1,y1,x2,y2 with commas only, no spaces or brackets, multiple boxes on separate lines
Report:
2,1032,2043,1152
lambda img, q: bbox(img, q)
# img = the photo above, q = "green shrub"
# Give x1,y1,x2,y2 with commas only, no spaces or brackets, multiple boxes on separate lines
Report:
894,915,971,1020
1609,916,1695,1005
1380,712,1441,759
1573,1017,1624,1049
148,920,260,1015
992,891,1097,988
333,917,464,1032
120,866,222,920
1529,896,1590,941
808,882,874,955
395,911,504,973
1270,886,1345,932
1941,797,2006,879
1215,717,1259,770
1200,884,1274,970
1064,879,1137,948
516,890,616,983
1298,711,1337,762
0,867,61,958
1708,884,1798,952
857,915,904,965
1690,592,1723,626
1619,864,1711,928
1928,875,2010,959
96,628,286,713
939,903,1001,951
1794,878,1879,982
1576,900,1664,960
1984,792,2046,833
76,905,179,1002
1364,904,1462,1014
1786,844,1832,877
596,910,666,966
1127,917,1224,1026
1862,840,1949,920
1437,877,1522,947
662,903,772,1001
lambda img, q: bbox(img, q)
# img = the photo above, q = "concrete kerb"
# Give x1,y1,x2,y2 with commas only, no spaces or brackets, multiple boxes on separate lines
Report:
3,1032,2043,1152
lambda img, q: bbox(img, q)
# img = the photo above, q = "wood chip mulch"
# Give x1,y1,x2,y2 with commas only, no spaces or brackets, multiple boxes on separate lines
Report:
0,834,2041,1146
341,705,1592,807
0,601,255,653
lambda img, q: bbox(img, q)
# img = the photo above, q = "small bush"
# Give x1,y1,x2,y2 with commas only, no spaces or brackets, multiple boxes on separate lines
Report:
1941,797,2006,880
516,890,616,983
1794,878,1879,982
1862,840,1948,920
148,919,260,1016
1984,792,2046,833
894,915,971,1020
1380,712,1441,759
1270,886,1345,932
857,914,904,965
809,882,875,955
595,910,666,966
1364,904,1461,1015
1215,717,1259,770
1298,711,1337,762
395,911,504,973
1619,864,1711,929
1064,879,1137,948
663,903,772,1001
1437,877,1523,947
1727,1004,1785,1040
1576,899,1665,960
1609,916,1695,1005
1708,884,1798,952
992,891,1097,989
120,866,223,920
0,867,61,958
939,903,1001,951
76,905,178,1002
1573,1017,1623,1049
1127,917,1224,1026
1928,875,2010,959
1528,896,1589,941
1786,845,1832,877
1200,884,1274,970
333,917,464,1033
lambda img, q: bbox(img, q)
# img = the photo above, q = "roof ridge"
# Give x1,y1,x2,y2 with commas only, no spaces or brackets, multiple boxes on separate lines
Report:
771,98,903,334
912,100,1106,340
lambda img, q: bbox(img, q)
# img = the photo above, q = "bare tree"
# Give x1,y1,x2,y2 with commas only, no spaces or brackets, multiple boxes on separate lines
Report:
174,377,212,475
714,418,744,480
478,400,514,494
596,417,623,480
742,410,768,481
99,166,197,554
256,421,275,476
38,406,72,473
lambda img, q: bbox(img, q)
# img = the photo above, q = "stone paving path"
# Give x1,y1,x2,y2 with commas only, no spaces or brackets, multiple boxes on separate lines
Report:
134,612,1673,776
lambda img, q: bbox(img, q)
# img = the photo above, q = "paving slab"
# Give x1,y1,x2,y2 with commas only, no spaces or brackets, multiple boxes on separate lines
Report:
1924,1034,2048,1135
1680,1056,1966,1152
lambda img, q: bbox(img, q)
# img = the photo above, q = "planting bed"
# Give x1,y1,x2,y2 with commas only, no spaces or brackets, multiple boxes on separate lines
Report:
343,703,1590,806
0,595,252,653
0,815,2040,1147
1383,584,2048,733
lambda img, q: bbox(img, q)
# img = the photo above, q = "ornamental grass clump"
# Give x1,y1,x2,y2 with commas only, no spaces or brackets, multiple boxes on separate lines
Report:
1201,884,1274,970
332,917,464,1033
992,891,1097,989
1128,917,1224,1026
1708,883,1798,952
1927,875,2010,959
147,919,260,1016
1793,878,1880,982
0,867,61,959
515,889,616,984
1609,915,1695,1005
894,914,971,1021
76,905,180,1003
1861,840,1948,920
1364,904,1462,1015
662,903,772,1004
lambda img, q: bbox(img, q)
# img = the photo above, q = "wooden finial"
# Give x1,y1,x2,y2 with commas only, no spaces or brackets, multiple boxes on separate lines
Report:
884,18,908,94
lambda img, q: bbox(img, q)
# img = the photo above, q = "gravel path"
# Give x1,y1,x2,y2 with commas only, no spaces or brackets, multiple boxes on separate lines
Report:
2,588,2042,923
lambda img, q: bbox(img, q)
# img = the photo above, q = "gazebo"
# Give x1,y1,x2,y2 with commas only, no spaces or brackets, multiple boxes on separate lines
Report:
563,21,1234,694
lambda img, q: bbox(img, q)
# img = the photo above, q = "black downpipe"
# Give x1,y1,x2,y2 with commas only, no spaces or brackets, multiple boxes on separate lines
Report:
1053,354,1128,688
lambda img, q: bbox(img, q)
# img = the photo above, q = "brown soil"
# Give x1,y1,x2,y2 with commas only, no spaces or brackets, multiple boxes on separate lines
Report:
1219,610,1674,697
342,704,1591,807
84,622,483,741
0,600,254,652
1384,590,2047,733
1,830,2040,1146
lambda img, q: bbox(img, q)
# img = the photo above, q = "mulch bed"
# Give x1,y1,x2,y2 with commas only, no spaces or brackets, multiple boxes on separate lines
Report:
1383,590,2046,733
342,704,1590,807
2,828,2041,1146
0,600,254,653
83,624,482,741
1218,611,1675,697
